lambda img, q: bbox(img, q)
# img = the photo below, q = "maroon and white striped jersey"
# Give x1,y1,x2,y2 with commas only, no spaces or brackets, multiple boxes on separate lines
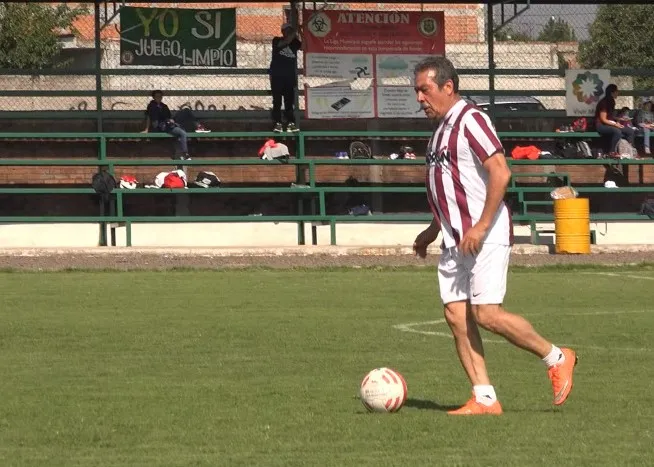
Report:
425,99,513,248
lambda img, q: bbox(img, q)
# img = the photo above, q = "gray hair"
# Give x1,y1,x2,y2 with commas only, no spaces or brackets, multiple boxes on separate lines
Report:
414,56,459,93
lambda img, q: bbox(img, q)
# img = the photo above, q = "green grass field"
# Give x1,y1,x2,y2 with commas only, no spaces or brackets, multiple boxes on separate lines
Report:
0,266,653,466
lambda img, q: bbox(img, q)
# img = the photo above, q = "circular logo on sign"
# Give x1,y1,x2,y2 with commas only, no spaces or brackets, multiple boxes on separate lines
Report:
308,12,331,38
418,15,439,37
572,71,605,105
121,51,134,65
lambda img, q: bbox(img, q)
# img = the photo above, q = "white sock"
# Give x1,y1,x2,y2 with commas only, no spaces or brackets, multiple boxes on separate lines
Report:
473,385,497,406
542,345,565,368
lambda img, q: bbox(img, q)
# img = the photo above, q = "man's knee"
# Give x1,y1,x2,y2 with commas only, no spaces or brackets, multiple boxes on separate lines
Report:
471,304,502,332
443,301,467,334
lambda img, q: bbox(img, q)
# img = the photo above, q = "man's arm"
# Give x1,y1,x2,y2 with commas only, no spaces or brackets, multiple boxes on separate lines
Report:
143,103,153,132
274,34,296,49
478,153,511,231
413,216,441,258
424,216,441,236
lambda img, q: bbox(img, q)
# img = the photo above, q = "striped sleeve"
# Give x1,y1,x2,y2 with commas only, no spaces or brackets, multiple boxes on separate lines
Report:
463,111,504,163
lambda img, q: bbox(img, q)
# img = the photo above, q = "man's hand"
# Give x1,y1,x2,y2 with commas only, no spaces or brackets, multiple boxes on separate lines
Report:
413,224,439,258
459,222,488,256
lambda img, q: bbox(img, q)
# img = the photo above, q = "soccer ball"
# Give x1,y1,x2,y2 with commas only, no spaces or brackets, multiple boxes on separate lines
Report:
359,368,407,413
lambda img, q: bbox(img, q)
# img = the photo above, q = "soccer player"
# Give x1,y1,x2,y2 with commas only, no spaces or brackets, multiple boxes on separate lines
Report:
412,56,577,415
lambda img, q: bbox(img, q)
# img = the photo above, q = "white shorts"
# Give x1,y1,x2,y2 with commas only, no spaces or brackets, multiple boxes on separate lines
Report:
437,243,511,305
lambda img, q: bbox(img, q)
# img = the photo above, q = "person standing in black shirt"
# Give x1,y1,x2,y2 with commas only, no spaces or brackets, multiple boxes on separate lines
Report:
269,23,301,133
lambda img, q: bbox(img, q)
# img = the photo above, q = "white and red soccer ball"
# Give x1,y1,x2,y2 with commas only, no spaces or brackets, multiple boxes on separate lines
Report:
359,368,407,413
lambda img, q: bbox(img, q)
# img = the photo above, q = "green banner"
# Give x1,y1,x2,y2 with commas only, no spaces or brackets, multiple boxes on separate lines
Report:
119,7,237,67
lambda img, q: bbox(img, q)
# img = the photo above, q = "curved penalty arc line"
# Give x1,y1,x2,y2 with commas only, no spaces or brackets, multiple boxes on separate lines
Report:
393,310,651,352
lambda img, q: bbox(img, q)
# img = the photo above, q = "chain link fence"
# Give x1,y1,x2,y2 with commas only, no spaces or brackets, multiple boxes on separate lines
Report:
489,3,652,111
1,2,652,114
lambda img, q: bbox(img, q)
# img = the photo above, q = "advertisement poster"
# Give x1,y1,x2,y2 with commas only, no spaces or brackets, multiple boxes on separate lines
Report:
120,7,237,67
302,9,443,119
305,85,375,119
377,86,424,119
302,9,444,79
565,69,611,117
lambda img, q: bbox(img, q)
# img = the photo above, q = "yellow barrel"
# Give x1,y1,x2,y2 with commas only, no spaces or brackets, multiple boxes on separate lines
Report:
554,198,591,254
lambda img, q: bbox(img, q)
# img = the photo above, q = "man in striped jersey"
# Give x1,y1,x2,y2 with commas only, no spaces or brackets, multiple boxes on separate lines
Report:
412,56,577,415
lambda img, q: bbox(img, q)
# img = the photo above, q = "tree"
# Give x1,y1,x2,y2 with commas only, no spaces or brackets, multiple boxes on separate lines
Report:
0,2,87,69
493,24,533,42
579,5,654,91
537,17,576,42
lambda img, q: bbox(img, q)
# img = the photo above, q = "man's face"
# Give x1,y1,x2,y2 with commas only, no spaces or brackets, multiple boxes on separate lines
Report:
414,69,453,120
282,27,294,38
153,93,163,103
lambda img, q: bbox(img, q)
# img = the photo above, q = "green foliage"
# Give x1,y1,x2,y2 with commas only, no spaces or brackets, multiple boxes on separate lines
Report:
579,5,654,91
493,24,533,42
0,2,87,69
537,17,576,42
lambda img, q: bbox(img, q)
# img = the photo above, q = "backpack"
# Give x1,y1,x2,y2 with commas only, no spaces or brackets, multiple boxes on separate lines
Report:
576,141,593,158
119,175,138,189
259,139,290,161
191,171,221,188
616,138,637,158
348,204,372,216
349,141,372,159
557,141,578,159
163,171,187,188
91,170,117,203
640,199,654,219
572,117,588,132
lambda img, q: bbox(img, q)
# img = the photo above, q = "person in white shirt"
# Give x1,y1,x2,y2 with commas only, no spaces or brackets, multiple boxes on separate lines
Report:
412,56,577,415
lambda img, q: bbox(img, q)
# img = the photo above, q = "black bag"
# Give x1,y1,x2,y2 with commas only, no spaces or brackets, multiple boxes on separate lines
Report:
91,170,117,203
191,171,221,188
557,141,578,159
640,199,654,219
349,141,372,159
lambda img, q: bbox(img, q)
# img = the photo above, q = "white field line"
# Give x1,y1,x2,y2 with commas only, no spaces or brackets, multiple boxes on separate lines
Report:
393,309,651,352
580,272,654,281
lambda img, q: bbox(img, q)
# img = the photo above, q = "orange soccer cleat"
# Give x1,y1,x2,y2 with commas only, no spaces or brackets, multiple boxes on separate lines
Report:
447,395,503,416
548,347,578,406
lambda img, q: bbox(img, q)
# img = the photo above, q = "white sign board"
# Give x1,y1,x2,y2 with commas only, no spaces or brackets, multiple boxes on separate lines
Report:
565,69,611,117
376,54,434,79
377,86,425,119
305,53,374,80
305,85,375,119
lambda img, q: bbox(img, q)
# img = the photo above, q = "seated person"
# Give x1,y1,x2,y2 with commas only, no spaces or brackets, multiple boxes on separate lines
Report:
141,90,210,160
636,99,654,155
594,84,635,154
616,107,634,126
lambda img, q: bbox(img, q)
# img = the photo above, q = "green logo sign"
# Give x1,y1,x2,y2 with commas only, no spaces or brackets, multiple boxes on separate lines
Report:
119,7,237,67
